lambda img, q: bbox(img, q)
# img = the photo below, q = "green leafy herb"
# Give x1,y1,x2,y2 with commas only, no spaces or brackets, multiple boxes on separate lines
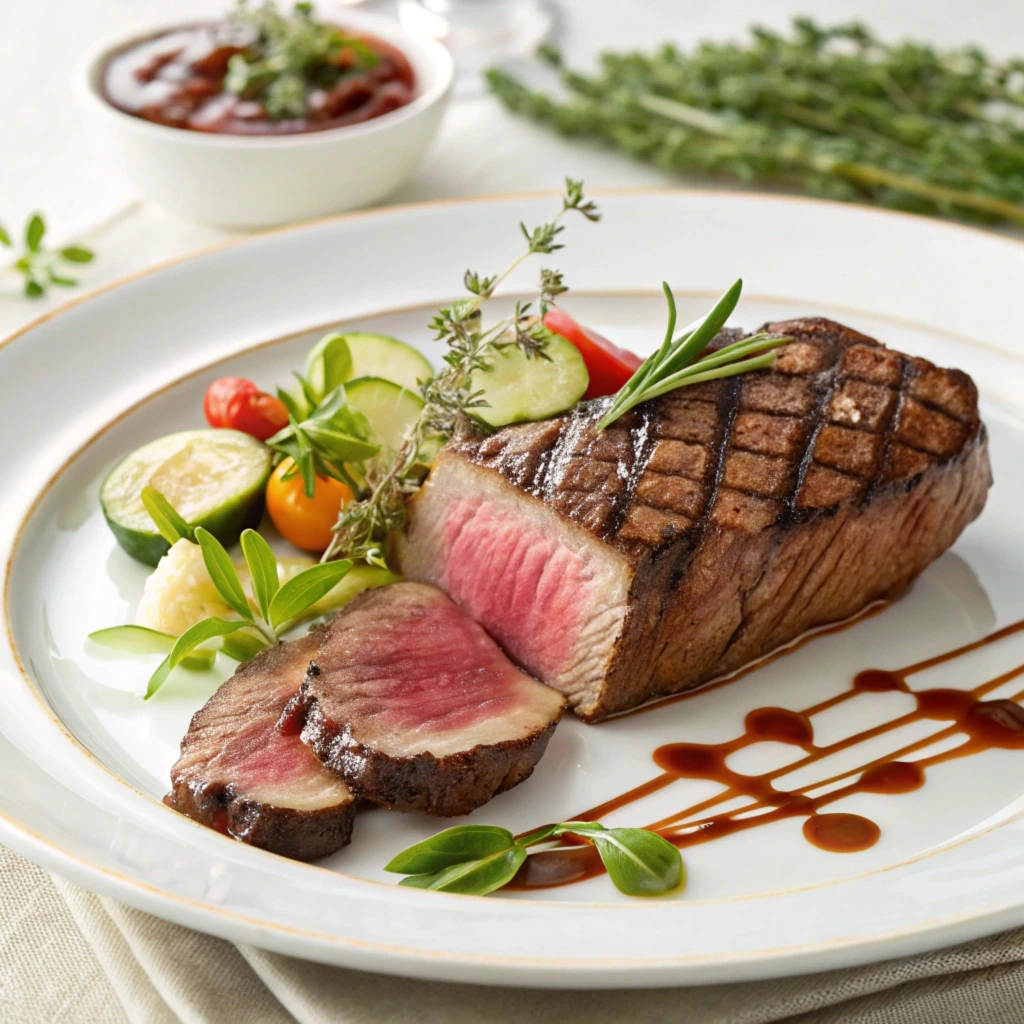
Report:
266,383,378,499
322,179,601,565
141,486,194,545
86,625,216,671
0,212,94,298
597,280,789,430
487,18,1024,227
386,819,684,898
225,0,379,121
95,498,354,697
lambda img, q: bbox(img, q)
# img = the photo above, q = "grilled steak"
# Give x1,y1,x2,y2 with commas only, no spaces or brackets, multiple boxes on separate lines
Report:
166,635,356,860
295,582,566,815
399,317,992,721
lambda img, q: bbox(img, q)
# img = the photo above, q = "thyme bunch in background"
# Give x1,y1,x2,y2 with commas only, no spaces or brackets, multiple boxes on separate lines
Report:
488,18,1024,226
322,179,600,565
0,213,94,298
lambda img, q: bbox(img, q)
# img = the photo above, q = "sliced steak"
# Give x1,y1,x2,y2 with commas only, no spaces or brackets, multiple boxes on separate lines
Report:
166,634,356,860
398,317,992,721
295,582,566,815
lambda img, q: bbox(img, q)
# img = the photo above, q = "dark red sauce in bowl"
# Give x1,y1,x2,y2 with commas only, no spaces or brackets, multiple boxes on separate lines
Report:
100,22,416,136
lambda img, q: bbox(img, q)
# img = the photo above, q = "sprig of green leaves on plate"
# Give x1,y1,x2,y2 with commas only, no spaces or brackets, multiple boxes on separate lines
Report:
268,333,380,499
88,488,351,698
385,820,684,897
0,212,94,298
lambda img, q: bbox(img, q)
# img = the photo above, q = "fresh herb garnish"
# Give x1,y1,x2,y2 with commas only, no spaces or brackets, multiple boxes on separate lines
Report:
0,213,94,298
321,178,601,566
596,280,789,430
488,18,1024,227
225,0,378,120
89,488,352,697
385,820,684,897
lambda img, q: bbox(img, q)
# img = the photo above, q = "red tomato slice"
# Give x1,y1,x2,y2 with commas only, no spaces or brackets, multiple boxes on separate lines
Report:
543,307,643,399
203,377,289,441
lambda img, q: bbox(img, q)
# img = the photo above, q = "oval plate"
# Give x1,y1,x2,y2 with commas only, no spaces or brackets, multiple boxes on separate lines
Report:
2,192,1024,988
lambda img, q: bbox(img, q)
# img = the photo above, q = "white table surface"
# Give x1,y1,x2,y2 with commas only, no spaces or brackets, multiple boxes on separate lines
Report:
3,0,1024,337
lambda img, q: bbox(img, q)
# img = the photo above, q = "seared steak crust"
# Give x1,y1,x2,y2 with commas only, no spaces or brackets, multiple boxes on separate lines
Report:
300,666,559,817
402,318,991,719
166,636,356,860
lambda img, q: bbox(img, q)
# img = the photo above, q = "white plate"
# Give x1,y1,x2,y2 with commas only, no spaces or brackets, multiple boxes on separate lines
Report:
2,191,1024,989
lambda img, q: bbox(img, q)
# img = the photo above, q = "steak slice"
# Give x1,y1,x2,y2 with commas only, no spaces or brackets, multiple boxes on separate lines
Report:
295,582,566,815
398,317,992,721
166,634,355,860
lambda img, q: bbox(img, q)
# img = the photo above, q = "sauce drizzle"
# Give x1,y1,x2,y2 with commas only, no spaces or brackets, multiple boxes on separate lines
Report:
509,616,1024,891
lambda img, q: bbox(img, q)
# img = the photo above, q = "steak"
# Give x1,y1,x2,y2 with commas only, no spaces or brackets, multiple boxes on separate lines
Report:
295,582,566,815
166,635,356,860
398,317,992,721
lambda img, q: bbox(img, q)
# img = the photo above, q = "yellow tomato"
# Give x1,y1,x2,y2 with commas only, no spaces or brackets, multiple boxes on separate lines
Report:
265,459,352,553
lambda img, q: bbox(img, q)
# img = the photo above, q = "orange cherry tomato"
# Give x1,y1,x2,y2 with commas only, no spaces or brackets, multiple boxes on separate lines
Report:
265,458,353,553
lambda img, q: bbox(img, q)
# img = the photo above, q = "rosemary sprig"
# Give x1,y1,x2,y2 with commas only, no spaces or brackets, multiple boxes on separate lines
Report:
597,279,788,431
322,179,600,565
0,213,94,298
487,18,1024,226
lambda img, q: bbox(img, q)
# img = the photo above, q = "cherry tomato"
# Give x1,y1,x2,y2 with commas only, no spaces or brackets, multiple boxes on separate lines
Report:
203,377,289,441
266,458,353,553
543,307,643,399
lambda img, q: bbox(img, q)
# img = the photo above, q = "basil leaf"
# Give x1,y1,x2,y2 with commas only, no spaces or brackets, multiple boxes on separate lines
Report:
221,629,271,663
60,246,94,263
385,825,516,874
239,529,279,622
24,280,43,298
141,487,193,545
145,618,250,698
47,273,77,288
305,333,352,402
0,224,10,247
397,845,526,895
194,528,252,621
579,828,683,897
268,560,352,630
276,387,305,421
25,213,45,252
514,824,560,847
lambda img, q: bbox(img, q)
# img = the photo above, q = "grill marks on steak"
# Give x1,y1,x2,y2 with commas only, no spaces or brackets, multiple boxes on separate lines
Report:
399,318,991,720
165,635,356,861
295,582,566,816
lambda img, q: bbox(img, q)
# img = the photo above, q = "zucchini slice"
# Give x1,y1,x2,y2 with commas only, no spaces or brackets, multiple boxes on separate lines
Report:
469,333,589,428
342,333,433,392
101,429,272,566
344,376,424,454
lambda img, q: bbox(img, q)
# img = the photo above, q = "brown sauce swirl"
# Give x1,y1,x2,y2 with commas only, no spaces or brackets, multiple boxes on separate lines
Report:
509,616,1024,891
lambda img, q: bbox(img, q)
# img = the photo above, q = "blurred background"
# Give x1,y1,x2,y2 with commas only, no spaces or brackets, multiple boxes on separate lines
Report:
5,0,1024,320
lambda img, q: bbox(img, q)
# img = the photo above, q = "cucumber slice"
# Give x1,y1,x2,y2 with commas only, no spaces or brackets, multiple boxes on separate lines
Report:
342,333,433,392
344,376,424,453
101,429,272,567
469,333,589,428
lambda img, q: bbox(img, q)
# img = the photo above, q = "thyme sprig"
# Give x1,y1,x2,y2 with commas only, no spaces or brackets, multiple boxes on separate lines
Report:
322,179,600,565
488,18,1024,226
0,213,93,298
597,279,789,430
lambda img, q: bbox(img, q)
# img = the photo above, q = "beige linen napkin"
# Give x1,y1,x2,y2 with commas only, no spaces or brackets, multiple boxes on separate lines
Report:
3,844,1024,1024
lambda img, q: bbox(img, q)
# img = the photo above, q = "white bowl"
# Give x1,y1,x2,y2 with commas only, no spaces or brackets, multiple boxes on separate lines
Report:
74,9,453,230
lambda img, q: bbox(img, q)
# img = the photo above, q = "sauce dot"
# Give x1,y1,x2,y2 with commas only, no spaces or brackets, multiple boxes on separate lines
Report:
744,707,814,745
654,743,723,776
859,760,925,794
802,813,880,852
854,669,905,692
